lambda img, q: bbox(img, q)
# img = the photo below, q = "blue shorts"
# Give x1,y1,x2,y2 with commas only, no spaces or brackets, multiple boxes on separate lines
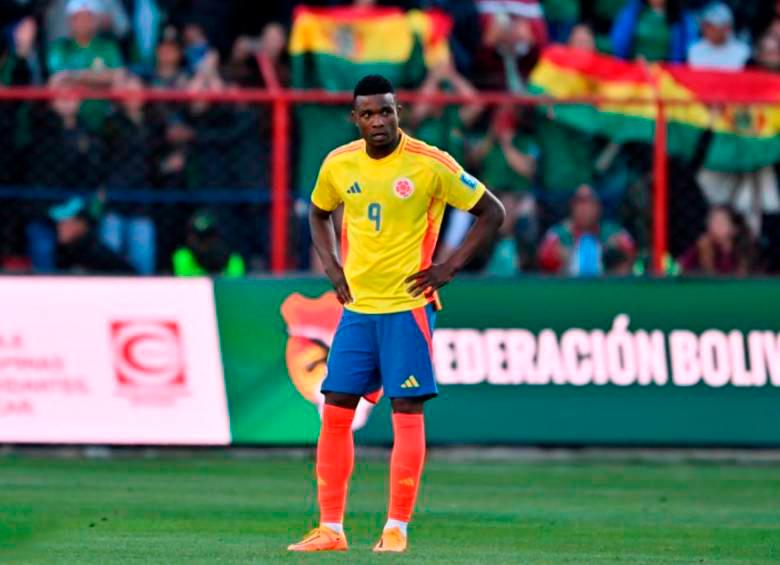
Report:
322,304,438,401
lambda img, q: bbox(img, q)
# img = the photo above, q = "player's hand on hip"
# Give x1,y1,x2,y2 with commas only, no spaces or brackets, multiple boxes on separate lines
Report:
325,264,353,305
405,263,456,297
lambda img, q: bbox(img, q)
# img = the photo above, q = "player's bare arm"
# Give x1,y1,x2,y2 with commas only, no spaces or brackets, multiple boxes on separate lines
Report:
406,191,505,297
309,203,353,305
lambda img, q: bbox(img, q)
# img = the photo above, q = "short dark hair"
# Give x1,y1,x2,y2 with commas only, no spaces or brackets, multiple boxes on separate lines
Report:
353,74,395,103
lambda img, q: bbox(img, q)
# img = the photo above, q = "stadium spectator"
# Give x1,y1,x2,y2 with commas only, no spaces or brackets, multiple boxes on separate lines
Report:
149,104,192,191
143,26,188,88
688,2,750,70
48,196,136,274
543,0,580,43
222,22,289,88
0,15,38,86
222,35,262,88
610,0,697,63
182,20,216,76
27,93,103,190
538,184,636,276
473,0,547,91
47,0,124,85
101,75,156,275
754,33,780,71
471,106,540,271
680,204,756,275
261,22,290,86
47,0,125,132
567,22,597,51
172,209,245,276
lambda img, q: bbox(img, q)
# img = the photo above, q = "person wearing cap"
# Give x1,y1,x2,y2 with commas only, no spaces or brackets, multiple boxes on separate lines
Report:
48,196,136,274
48,0,123,81
537,184,635,276
172,210,245,277
688,2,750,70
47,0,124,130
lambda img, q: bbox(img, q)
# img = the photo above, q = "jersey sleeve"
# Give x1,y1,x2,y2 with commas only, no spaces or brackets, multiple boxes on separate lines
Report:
310,159,342,211
436,163,487,211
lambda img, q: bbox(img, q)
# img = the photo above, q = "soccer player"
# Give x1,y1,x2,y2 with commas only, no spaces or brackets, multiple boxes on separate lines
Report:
288,75,505,553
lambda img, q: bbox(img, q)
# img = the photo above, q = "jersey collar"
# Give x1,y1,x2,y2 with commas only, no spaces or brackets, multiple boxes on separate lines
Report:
363,130,406,163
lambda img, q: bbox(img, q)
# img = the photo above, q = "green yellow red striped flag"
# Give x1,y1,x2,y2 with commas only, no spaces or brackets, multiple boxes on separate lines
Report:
289,6,452,91
530,46,780,173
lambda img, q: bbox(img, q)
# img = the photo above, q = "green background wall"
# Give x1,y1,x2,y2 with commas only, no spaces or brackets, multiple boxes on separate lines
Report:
215,278,780,446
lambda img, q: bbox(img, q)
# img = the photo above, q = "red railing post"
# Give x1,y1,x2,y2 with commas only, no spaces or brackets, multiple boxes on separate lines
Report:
641,59,669,277
270,95,290,274
652,98,669,276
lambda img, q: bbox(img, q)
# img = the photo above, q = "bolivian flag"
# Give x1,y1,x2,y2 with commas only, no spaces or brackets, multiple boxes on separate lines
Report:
530,46,780,173
289,6,452,91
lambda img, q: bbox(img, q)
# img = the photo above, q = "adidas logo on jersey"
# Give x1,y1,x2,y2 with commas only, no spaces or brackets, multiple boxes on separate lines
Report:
346,182,362,194
400,375,420,389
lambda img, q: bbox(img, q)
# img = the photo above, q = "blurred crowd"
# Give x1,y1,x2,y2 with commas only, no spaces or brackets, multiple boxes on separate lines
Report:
1,0,780,277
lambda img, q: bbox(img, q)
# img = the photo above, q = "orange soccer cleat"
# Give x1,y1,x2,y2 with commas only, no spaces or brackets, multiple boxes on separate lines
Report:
372,527,408,553
287,526,348,552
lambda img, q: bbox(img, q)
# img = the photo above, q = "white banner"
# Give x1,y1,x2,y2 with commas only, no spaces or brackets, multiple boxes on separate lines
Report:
0,277,230,444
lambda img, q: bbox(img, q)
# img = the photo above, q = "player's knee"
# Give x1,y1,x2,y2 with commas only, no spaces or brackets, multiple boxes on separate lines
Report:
324,392,361,409
391,397,425,414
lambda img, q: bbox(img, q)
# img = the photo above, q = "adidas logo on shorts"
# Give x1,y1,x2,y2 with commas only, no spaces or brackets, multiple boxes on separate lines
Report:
400,375,420,389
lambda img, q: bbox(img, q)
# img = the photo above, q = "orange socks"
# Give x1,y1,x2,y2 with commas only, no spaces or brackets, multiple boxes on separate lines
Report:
388,412,426,523
316,407,425,527
316,404,356,524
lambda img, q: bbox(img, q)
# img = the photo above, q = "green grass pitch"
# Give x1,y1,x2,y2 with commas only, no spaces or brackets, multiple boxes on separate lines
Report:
1,454,778,563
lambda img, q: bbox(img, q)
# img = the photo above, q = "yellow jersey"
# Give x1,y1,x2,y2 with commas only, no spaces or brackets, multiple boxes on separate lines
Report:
311,132,486,314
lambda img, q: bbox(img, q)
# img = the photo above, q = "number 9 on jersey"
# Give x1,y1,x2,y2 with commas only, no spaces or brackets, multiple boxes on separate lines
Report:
368,203,381,232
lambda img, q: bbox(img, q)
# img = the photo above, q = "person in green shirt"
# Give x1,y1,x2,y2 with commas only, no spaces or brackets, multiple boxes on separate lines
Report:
172,210,246,277
542,0,580,43
470,107,540,272
47,0,125,131
610,0,696,63
632,4,672,61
